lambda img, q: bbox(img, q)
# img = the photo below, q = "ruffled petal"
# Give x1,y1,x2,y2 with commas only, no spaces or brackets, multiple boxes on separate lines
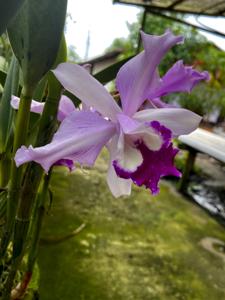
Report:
149,60,210,99
53,159,75,171
11,95,76,122
53,63,121,121
15,111,116,172
133,108,201,137
116,30,183,116
113,121,181,195
110,117,163,176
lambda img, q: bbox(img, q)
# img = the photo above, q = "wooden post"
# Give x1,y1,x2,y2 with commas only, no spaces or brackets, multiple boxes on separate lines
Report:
178,147,197,193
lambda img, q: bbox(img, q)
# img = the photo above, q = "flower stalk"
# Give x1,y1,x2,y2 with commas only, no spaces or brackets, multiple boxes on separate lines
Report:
0,85,33,260
0,55,19,188
1,85,34,299
2,73,62,297
27,171,52,274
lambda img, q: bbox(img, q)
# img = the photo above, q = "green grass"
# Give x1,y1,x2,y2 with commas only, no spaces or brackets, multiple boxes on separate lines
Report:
38,155,225,300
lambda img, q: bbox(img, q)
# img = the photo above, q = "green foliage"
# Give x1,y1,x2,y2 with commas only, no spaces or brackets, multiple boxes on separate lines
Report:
0,55,19,153
0,0,26,35
106,37,134,59
172,84,225,119
7,0,68,90
0,34,12,71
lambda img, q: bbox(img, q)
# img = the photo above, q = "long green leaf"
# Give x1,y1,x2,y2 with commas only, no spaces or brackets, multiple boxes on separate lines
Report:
7,0,68,90
0,0,26,35
33,34,67,101
0,55,19,152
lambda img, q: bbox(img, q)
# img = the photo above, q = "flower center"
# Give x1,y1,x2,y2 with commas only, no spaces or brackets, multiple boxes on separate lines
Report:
113,121,181,194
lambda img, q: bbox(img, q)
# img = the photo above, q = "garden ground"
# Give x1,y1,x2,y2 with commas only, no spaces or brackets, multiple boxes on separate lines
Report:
38,153,225,300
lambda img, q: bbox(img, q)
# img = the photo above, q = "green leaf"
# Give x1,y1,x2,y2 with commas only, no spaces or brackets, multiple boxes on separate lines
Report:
28,36,68,146
0,55,19,152
33,34,67,101
94,55,134,85
32,74,48,101
0,0,26,35
7,0,68,90
64,90,81,108
52,34,67,69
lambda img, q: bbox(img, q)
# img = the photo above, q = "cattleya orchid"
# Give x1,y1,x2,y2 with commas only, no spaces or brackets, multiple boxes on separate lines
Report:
14,31,209,197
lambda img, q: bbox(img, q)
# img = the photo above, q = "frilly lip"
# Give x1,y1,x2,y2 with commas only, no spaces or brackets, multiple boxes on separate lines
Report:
113,121,181,195
53,159,75,171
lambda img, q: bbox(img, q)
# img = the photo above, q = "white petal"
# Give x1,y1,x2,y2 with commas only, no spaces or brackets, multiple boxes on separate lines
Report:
133,108,201,136
117,113,162,151
107,162,132,198
53,63,121,121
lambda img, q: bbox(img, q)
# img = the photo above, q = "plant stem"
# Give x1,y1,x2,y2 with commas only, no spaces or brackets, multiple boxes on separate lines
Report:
0,86,33,260
0,55,19,188
2,73,62,297
27,172,51,273
1,86,33,299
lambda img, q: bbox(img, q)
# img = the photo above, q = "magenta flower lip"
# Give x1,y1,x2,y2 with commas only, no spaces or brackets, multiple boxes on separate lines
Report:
14,30,208,197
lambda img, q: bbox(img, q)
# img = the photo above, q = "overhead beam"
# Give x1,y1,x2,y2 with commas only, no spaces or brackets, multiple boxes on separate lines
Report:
201,0,225,13
147,9,225,38
113,0,225,17
168,0,186,9
218,8,225,15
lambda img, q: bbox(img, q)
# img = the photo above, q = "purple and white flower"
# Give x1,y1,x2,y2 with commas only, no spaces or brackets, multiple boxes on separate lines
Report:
14,31,209,197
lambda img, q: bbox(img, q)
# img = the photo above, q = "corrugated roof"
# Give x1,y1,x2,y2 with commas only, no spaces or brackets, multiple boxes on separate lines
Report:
113,0,225,17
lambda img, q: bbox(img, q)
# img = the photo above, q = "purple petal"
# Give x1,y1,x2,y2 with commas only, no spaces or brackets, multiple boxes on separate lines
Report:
53,63,121,121
113,122,181,195
57,95,76,121
148,98,178,108
133,108,201,137
116,30,183,116
11,95,44,114
11,95,76,122
53,159,75,171
15,110,116,172
140,99,176,110
116,113,141,134
149,60,210,99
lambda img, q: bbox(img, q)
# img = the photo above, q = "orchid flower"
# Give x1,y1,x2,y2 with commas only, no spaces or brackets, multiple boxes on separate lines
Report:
14,31,209,197
11,95,77,171
11,94,76,122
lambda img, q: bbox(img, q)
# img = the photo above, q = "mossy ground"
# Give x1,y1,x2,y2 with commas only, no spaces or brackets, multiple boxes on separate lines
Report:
38,154,225,300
